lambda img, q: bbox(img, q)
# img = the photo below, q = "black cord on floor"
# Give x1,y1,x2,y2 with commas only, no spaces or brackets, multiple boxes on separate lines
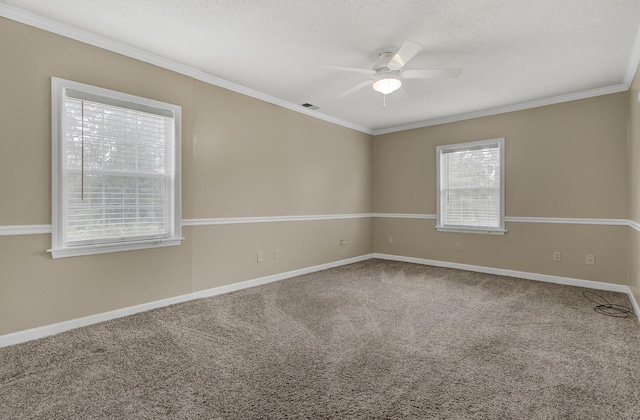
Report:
582,291,634,318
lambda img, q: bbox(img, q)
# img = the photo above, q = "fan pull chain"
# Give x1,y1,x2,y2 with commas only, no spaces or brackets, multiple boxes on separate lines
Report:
383,94,387,107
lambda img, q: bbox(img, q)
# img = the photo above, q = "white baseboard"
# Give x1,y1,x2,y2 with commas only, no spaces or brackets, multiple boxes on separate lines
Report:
374,253,640,322
2,251,638,348
190,254,374,300
0,254,374,348
629,288,640,321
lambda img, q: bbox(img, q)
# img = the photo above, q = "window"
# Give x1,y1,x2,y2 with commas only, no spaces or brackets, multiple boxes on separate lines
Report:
436,138,506,235
50,77,182,258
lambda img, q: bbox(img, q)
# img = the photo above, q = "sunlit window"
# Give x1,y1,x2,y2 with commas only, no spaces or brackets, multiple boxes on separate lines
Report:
436,138,506,235
50,78,182,258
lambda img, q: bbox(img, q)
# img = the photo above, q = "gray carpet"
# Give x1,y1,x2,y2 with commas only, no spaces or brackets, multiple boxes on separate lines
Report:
2,259,640,419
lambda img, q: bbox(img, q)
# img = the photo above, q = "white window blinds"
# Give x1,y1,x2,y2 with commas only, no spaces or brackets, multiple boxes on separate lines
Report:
64,98,172,244
51,78,182,258
436,138,505,234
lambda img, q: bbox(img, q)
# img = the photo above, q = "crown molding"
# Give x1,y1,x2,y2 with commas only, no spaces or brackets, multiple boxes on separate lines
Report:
624,25,640,87
0,3,637,138
0,4,372,136
372,83,629,136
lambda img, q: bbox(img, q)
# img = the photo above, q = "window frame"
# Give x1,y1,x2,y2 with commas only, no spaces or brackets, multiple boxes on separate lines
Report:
435,138,506,235
50,77,183,258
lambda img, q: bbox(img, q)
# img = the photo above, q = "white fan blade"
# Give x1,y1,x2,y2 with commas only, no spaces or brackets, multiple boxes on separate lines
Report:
324,65,375,75
337,80,373,98
401,68,462,79
387,41,424,70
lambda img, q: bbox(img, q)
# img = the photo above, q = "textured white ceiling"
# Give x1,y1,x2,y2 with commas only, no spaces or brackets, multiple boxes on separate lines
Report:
3,0,640,133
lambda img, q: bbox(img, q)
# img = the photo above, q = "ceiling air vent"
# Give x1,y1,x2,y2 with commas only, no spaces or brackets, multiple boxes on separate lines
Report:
301,103,320,110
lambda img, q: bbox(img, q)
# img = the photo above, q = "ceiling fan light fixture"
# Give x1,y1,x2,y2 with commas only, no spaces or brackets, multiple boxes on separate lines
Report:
373,77,401,95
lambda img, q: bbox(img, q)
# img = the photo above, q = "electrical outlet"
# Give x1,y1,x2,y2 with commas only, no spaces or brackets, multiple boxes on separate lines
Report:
553,251,561,262
388,236,393,244
586,254,595,266
273,249,279,260
257,251,264,263
340,239,346,247
455,243,461,251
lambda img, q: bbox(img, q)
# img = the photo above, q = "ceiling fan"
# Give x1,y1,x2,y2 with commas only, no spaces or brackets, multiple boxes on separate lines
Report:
326,41,461,100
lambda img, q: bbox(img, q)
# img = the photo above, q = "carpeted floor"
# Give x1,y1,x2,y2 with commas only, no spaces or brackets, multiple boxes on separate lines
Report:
2,259,640,419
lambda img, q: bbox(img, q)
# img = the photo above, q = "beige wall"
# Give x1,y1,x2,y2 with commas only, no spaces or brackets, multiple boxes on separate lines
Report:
0,18,373,335
373,93,630,284
189,80,372,218
628,64,640,305
191,219,372,291
1,15,638,337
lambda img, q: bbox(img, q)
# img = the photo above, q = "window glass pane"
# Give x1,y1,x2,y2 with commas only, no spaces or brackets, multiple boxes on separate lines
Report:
52,77,181,258
65,173,168,243
63,96,172,245
439,140,503,230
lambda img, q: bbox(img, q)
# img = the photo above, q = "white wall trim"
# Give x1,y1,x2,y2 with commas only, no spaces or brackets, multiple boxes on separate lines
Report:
372,213,437,220
0,254,374,348
374,253,629,292
1,3,635,137
2,215,638,236
373,84,629,136
2,251,637,348
0,224,52,236
624,25,640,87
189,254,373,300
374,253,640,323
630,288,640,322
182,213,374,226
629,220,640,233
0,4,372,136
0,214,378,236
504,216,629,226
373,213,630,226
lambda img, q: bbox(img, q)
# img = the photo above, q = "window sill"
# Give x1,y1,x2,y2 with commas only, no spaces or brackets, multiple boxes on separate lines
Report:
435,226,507,235
48,237,184,259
